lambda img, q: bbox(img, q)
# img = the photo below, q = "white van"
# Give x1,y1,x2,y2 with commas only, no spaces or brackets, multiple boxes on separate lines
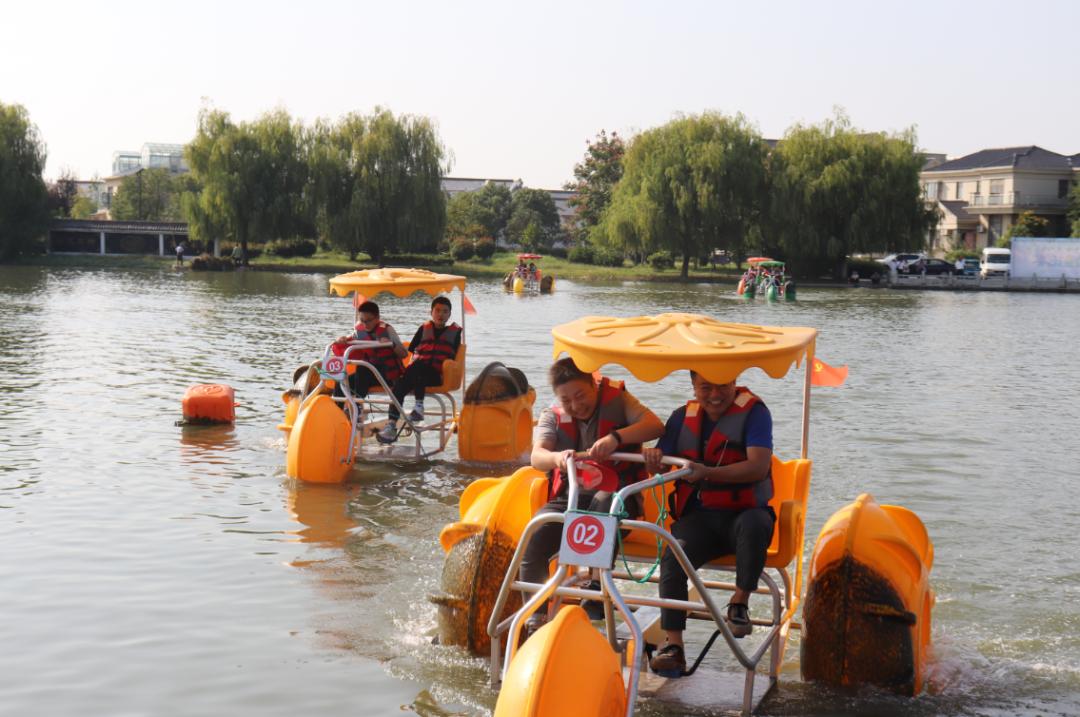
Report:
980,247,1011,278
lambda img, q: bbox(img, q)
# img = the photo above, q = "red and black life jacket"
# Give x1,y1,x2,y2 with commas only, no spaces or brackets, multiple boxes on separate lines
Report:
670,388,773,517
548,377,645,500
411,321,462,371
352,320,404,382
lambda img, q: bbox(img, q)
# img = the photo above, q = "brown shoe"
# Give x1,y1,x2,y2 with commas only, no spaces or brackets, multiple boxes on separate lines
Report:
648,643,686,677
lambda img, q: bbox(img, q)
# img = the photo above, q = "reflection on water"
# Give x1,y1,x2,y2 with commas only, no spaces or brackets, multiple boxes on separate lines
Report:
1,265,1078,716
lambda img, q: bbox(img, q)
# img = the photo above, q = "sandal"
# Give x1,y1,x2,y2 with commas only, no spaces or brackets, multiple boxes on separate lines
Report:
648,643,686,677
726,602,752,638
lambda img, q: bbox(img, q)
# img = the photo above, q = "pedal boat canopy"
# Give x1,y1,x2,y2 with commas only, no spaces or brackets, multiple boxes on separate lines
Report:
329,268,467,299
551,313,817,385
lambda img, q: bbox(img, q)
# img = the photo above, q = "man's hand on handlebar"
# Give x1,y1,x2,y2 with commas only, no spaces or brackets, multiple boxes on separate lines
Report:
644,447,705,483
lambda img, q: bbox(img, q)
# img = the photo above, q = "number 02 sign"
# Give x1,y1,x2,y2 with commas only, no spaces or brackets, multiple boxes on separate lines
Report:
558,512,619,569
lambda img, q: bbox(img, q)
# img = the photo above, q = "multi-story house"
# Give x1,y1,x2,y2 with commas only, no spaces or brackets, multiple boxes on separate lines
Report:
921,146,1078,253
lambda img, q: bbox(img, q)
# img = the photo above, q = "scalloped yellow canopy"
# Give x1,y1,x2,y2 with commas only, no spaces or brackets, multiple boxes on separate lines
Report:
328,268,467,299
551,313,817,384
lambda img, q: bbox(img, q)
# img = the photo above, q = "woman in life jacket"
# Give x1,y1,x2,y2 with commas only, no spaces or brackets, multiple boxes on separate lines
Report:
642,370,775,676
333,300,407,399
519,357,664,633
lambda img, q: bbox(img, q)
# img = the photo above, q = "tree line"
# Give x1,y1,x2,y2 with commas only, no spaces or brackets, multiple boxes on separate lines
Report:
569,112,942,278
5,99,1078,271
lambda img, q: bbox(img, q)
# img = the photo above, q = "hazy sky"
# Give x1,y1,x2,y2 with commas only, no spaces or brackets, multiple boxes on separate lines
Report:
4,0,1077,188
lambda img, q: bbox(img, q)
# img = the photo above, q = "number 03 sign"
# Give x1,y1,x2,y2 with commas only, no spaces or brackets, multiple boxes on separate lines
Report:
558,512,619,569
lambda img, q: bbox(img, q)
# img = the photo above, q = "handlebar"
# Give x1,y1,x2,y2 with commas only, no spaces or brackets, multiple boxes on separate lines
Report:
564,451,692,510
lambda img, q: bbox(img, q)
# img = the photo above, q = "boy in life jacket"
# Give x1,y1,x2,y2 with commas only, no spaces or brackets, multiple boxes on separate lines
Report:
642,370,774,676
519,357,664,633
333,300,407,400
376,296,462,443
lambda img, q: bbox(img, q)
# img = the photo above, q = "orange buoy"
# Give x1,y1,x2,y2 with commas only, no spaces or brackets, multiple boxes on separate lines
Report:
182,384,236,424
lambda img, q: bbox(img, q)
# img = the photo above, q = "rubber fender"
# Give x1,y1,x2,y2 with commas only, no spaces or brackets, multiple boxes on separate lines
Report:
494,606,625,717
767,285,779,301
801,493,933,695
513,277,524,294
286,394,353,483
737,277,745,295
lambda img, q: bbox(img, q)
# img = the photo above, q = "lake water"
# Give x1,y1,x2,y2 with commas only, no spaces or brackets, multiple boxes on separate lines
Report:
2,265,1078,716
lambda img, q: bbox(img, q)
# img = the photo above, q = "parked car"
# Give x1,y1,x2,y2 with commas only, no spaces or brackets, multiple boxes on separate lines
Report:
920,258,956,275
980,247,1011,278
961,258,980,276
877,252,926,269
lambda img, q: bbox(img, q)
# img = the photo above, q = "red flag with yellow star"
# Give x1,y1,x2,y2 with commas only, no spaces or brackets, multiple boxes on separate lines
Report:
810,357,848,387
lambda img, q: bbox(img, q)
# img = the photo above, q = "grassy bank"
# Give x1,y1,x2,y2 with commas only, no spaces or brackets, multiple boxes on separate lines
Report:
13,250,745,283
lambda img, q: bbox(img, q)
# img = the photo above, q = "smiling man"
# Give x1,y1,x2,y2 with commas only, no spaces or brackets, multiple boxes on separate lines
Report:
642,370,775,676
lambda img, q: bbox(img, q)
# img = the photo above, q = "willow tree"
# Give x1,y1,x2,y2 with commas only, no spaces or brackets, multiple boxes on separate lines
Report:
768,114,938,278
184,108,309,263
598,113,768,277
310,108,446,264
0,102,49,260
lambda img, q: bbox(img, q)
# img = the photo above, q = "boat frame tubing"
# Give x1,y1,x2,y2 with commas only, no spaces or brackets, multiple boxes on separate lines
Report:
486,454,791,717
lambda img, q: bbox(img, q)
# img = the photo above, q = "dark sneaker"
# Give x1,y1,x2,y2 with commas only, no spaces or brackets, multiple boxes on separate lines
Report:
579,581,606,620
407,406,424,423
726,602,752,638
522,613,547,642
648,643,686,677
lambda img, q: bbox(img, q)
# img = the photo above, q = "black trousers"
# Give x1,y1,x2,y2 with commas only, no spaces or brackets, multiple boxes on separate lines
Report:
658,506,775,632
519,491,642,587
388,362,442,420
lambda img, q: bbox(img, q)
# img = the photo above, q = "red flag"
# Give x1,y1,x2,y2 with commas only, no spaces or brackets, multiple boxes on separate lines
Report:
462,294,478,315
352,292,366,309
810,357,848,387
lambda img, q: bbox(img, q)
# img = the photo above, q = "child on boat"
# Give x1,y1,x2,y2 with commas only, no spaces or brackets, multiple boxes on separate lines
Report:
377,296,462,443
334,300,407,399
520,357,664,633
642,370,775,676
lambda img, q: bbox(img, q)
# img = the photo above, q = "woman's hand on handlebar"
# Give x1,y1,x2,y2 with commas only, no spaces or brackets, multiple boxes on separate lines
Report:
553,449,575,474
587,434,619,461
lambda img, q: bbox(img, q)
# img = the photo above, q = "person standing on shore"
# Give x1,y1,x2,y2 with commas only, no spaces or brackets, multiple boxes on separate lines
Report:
175,242,185,265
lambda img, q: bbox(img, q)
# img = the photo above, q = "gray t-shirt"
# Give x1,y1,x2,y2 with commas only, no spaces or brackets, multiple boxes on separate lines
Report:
536,389,652,450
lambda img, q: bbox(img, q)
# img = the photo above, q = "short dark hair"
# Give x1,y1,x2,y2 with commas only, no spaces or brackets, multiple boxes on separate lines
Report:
431,296,452,311
549,357,593,388
358,300,380,317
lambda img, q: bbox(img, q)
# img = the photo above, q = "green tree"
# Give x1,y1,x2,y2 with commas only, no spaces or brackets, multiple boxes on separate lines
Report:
999,210,1051,248
564,130,625,244
309,108,447,263
111,168,178,221
0,102,49,260
70,195,97,219
47,169,78,217
598,112,768,278
446,182,511,241
185,108,310,264
768,113,937,278
507,187,560,248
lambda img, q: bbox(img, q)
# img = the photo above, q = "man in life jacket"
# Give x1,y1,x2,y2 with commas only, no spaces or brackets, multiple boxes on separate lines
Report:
377,296,462,443
333,300,407,400
642,371,775,676
520,357,664,633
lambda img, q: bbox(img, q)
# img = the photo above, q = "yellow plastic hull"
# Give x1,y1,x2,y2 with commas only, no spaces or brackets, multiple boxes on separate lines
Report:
494,606,625,717
434,467,547,654
457,389,536,462
801,493,934,694
286,394,353,484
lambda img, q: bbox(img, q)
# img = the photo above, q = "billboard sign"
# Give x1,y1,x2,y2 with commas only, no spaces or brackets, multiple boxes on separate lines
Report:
1011,237,1080,279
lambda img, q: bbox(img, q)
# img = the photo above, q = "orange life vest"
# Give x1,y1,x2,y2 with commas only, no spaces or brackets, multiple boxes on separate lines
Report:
548,377,645,500
670,388,773,516
411,321,461,371
352,321,404,382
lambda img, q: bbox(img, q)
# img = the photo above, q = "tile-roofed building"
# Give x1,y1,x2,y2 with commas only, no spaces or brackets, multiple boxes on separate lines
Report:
920,145,1078,253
